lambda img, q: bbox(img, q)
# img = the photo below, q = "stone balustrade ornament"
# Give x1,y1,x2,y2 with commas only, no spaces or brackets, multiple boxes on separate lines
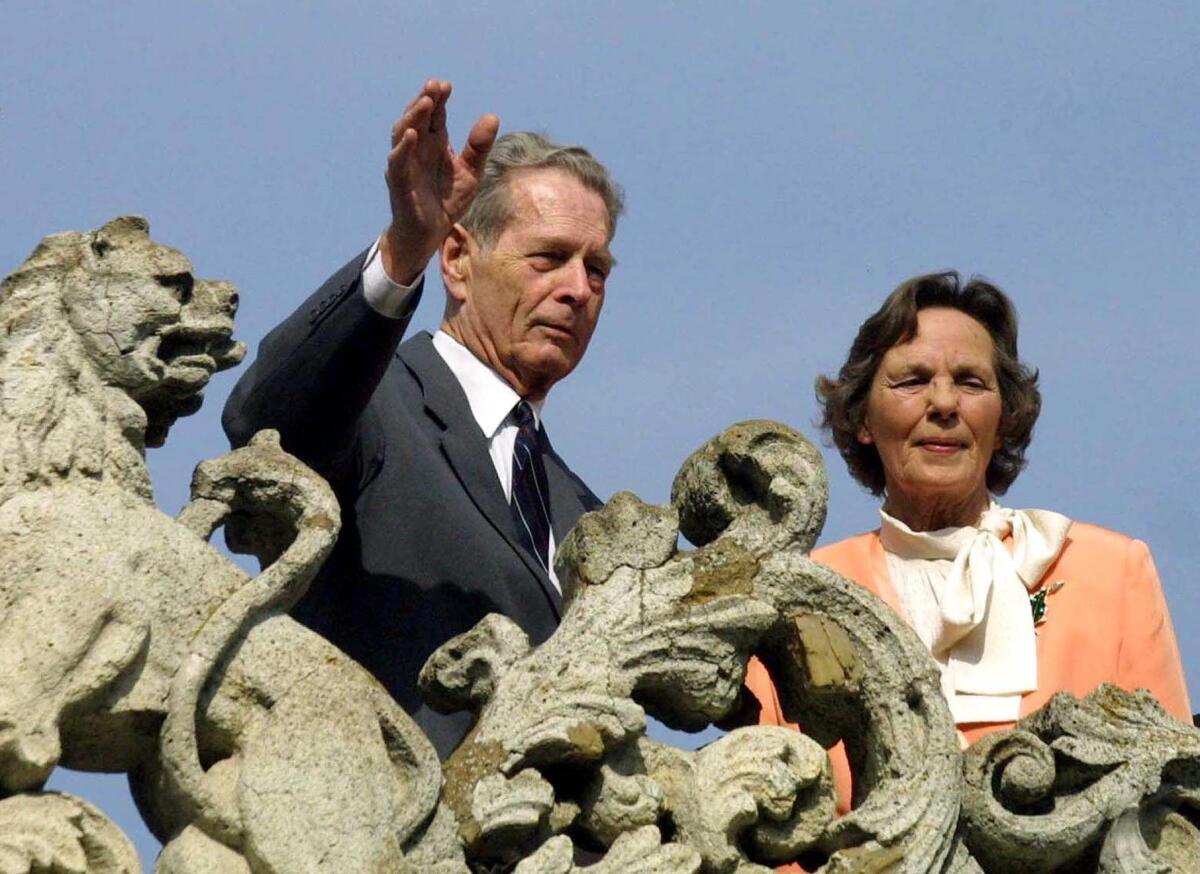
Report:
1,218,1196,873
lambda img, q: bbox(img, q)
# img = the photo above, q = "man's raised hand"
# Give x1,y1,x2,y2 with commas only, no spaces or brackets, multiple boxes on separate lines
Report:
380,80,499,285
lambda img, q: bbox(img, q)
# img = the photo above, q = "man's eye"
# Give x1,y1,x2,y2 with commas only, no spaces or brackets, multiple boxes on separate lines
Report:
529,252,564,269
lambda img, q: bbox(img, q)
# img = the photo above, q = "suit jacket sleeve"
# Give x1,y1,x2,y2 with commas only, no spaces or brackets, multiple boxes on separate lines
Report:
222,250,422,480
1116,538,1192,722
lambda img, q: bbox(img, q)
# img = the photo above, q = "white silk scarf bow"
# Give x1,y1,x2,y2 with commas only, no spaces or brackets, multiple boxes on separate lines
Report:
879,504,1071,724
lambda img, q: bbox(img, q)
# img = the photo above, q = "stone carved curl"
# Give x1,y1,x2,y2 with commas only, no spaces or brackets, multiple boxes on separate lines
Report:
673,422,967,871
961,686,1200,872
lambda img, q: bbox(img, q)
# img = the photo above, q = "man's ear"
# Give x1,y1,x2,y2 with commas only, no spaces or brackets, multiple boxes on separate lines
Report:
439,225,471,304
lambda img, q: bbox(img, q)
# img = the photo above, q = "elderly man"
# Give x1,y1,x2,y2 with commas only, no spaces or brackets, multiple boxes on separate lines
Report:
223,81,622,756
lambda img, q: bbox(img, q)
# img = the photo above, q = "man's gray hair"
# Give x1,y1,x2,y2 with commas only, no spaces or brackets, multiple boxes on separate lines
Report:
460,131,624,247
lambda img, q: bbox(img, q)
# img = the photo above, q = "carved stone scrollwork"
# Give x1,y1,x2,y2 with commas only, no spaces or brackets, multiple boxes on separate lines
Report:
416,419,970,871
961,686,1200,872
420,485,782,867
3,221,1199,873
673,422,966,872
642,727,835,872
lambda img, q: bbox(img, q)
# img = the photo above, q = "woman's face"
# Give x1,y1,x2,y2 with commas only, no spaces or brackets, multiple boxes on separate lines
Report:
859,307,1003,523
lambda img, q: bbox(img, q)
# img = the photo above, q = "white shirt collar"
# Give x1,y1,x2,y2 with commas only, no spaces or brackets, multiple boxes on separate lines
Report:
431,330,544,437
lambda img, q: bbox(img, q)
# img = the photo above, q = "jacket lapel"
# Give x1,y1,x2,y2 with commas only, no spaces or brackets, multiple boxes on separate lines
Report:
541,431,601,544
397,334,563,615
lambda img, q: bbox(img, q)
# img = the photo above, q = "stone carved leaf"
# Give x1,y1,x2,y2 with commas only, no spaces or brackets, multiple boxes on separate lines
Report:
498,692,648,774
700,727,835,863
618,587,780,732
430,487,782,866
645,727,835,873
418,614,533,715
467,769,558,859
577,758,665,847
961,685,1200,873
512,826,702,874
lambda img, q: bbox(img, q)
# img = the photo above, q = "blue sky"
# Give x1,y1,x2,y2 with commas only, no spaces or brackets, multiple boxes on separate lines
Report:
4,2,1198,866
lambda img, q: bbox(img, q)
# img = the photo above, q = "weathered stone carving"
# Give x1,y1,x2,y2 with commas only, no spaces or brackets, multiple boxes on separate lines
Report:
676,422,968,871
0,219,457,873
413,420,968,871
418,479,814,869
0,792,140,873
1,220,1196,873
961,686,1200,872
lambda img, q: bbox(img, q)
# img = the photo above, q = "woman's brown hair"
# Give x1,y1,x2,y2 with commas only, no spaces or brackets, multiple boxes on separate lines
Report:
817,271,1041,496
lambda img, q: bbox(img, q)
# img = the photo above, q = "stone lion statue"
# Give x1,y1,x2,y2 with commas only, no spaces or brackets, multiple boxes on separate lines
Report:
0,218,458,873
0,215,245,501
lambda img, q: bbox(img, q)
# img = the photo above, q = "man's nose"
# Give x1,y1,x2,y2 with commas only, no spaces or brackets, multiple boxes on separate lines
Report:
556,260,594,306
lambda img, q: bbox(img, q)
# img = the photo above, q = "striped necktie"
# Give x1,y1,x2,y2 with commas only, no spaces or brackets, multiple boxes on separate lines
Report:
509,400,552,572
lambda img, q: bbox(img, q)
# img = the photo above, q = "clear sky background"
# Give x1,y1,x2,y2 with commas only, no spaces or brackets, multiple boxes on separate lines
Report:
4,2,1198,867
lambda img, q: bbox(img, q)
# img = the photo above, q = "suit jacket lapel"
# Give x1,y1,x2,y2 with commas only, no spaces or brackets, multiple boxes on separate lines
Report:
541,431,601,544
397,334,563,615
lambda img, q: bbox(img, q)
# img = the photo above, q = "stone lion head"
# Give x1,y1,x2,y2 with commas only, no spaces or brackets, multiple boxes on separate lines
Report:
0,216,245,449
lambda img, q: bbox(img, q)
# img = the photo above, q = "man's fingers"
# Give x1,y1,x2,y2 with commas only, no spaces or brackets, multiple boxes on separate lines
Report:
430,81,451,133
386,128,418,181
406,83,437,116
391,94,435,147
459,114,500,175
390,79,448,145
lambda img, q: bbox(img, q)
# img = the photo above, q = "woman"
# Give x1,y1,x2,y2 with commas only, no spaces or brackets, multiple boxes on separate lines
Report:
746,271,1190,812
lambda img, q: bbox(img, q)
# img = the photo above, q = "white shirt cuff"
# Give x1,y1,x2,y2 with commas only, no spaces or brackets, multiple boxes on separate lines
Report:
361,236,422,318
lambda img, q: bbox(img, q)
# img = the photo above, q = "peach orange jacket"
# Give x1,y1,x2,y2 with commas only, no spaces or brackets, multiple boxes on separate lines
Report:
746,521,1192,825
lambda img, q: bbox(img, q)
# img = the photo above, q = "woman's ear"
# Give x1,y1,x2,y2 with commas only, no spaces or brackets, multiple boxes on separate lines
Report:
857,421,874,445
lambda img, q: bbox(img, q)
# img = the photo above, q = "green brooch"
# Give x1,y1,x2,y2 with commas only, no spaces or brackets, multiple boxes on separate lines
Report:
1029,580,1066,626
1029,590,1048,624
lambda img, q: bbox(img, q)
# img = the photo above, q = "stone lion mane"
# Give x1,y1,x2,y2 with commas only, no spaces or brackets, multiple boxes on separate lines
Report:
0,216,242,502
1,219,136,499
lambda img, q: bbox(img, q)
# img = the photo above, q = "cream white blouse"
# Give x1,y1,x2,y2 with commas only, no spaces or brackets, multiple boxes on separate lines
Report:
879,504,1071,723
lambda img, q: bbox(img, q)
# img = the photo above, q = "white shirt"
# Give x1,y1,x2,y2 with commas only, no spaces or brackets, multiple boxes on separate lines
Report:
360,239,561,591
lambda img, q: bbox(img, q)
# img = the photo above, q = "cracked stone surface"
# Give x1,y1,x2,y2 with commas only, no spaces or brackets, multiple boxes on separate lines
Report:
2,221,1198,873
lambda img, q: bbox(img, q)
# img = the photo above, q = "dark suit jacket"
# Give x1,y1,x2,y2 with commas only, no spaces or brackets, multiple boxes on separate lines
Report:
222,251,601,756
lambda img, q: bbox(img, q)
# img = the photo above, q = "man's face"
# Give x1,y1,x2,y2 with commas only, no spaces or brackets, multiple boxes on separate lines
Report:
449,168,613,400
